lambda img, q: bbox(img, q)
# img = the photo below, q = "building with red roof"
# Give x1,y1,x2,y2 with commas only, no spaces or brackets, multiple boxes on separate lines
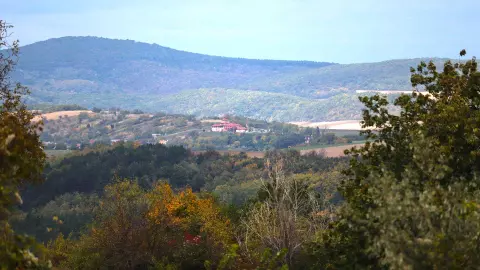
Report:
211,121,247,133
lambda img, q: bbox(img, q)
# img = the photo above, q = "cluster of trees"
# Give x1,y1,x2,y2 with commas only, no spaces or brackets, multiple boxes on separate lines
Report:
307,51,480,269
22,145,264,209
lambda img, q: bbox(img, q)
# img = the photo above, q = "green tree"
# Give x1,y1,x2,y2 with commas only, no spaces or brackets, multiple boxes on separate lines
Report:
311,52,480,269
0,21,48,268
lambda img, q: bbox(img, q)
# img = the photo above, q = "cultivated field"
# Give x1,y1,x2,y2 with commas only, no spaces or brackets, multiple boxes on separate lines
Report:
195,143,365,159
200,119,224,123
300,143,364,157
291,120,363,130
32,110,92,122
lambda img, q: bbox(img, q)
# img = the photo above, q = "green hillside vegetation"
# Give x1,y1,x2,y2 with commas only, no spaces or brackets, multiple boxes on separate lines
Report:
150,88,368,121
16,145,343,242
150,89,402,122
15,36,331,96
243,58,448,98
10,37,438,121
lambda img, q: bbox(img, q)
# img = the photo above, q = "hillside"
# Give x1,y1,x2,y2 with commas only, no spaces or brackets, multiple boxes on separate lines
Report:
10,36,437,120
39,110,308,151
148,88,369,121
242,58,448,98
15,36,332,95
39,108,368,153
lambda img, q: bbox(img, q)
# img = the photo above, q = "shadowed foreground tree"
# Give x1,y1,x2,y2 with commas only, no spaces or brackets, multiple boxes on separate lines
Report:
0,21,48,268
308,51,480,269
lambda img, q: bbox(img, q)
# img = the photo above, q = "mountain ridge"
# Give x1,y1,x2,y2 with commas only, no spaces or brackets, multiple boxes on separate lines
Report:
7,36,446,121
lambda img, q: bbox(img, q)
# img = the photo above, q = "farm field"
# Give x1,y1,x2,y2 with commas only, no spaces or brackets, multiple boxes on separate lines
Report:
290,120,363,130
300,143,365,157
33,110,92,122
194,142,366,159
292,141,366,151
44,149,73,159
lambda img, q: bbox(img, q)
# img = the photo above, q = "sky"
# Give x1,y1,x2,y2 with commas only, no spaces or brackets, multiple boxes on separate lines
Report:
2,0,480,64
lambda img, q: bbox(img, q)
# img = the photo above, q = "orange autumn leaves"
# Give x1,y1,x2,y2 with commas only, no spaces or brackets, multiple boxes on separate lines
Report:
58,180,235,268
147,182,232,246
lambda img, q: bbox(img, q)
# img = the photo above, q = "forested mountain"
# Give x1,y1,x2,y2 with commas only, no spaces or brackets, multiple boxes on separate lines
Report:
151,88,369,121
12,37,438,121
15,36,332,96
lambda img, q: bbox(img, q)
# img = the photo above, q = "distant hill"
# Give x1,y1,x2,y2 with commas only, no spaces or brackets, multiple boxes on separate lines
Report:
15,36,332,95
148,88,369,122
10,36,442,121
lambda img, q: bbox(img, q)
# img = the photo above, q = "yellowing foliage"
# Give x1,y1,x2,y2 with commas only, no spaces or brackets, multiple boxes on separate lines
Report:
148,182,232,246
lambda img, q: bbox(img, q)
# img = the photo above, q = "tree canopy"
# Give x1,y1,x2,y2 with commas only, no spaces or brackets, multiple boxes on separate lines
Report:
311,51,480,269
0,20,47,268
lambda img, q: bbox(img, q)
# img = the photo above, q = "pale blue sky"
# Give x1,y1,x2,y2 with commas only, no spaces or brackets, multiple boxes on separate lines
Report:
3,0,479,63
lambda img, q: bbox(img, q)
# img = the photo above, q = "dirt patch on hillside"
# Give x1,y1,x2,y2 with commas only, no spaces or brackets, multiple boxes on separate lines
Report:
194,150,264,158
301,143,364,158
32,110,93,122
201,119,224,123
194,143,365,159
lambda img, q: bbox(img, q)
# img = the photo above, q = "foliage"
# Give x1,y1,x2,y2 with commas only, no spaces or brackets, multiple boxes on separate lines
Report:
0,20,49,268
312,52,480,269
21,144,270,209
241,156,332,268
150,88,371,122
53,179,235,269
12,193,99,242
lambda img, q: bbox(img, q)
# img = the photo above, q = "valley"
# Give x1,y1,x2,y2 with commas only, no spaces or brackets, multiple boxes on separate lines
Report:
37,108,365,154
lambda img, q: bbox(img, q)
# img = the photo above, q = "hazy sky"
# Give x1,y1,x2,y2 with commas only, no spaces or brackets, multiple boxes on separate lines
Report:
3,0,479,63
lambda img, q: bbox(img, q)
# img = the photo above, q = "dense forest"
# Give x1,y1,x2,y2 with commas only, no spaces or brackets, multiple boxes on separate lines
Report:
15,144,344,244
3,21,480,269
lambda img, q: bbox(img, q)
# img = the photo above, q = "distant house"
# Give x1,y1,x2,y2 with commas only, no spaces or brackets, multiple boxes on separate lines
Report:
211,122,247,133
